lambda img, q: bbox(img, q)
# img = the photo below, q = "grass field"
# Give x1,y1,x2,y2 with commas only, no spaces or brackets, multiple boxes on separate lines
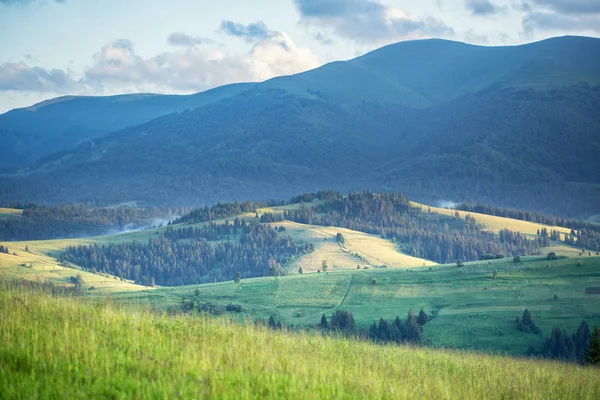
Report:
2,282,598,399
104,255,600,355
412,202,572,239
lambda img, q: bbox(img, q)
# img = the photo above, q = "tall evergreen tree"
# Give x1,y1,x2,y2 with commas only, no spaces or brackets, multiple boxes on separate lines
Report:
320,314,329,330
572,321,591,363
585,325,600,365
417,308,429,326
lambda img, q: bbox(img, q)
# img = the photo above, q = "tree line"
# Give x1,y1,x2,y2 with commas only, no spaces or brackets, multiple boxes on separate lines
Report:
172,201,268,225
61,221,313,286
0,203,179,241
284,191,545,264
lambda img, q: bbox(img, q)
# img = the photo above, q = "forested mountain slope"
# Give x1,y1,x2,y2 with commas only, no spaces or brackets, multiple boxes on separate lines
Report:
0,83,255,169
1,36,599,217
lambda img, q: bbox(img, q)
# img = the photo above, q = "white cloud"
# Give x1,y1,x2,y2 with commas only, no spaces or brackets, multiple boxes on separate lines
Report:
0,31,321,96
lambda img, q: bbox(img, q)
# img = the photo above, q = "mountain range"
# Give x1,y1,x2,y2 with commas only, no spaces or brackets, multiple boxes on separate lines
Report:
1,36,599,218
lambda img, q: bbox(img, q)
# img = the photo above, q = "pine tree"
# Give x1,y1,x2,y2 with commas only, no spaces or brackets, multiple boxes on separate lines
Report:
417,308,429,326
320,314,329,330
572,320,591,363
517,309,541,334
584,325,600,365
268,315,277,329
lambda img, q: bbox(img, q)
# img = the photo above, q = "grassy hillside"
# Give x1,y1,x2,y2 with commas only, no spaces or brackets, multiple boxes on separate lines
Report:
412,202,572,239
1,282,598,399
107,255,600,355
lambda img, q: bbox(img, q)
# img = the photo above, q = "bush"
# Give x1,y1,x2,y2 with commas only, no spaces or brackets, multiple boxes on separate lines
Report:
456,260,464,268
225,304,244,313
513,255,521,263
372,279,377,285
547,252,558,260
492,269,498,279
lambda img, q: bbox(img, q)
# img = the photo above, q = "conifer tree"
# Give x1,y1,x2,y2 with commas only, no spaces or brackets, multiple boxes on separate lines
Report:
417,308,429,326
585,325,600,365
320,314,329,330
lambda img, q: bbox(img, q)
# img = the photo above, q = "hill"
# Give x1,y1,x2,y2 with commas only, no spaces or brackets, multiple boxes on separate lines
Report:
0,83,254,169
1,37,599,217
109,255,600,355
2,282,599,399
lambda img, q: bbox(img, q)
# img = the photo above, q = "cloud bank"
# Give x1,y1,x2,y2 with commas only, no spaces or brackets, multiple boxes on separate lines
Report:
0,23,320,96
293,0,454,44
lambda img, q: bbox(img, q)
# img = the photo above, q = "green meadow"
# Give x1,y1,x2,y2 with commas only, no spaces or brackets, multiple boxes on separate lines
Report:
105,255,600,355
1,281,599,399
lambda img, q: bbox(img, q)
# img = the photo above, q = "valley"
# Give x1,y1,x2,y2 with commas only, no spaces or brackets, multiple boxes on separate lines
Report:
1,194,598,356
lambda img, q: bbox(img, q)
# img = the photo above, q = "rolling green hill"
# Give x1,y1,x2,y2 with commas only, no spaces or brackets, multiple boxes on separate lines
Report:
107,255,600,355
1,37,599,217
2,282,598,399
1,197,596,356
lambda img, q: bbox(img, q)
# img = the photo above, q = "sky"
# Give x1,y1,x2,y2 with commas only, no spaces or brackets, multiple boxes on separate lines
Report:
0,0,598,113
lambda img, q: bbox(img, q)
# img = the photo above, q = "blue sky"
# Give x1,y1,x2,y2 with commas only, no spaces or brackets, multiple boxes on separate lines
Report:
0,0,598,113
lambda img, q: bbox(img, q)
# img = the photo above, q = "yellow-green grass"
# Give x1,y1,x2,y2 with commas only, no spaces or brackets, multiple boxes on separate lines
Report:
411,202,572,239
0,242,147,294
109,255,600,355
1,283,598,399
275,221,435,272
0,207,22,220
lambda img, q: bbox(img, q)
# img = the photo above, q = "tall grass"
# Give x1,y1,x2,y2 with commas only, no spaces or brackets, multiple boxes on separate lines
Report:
1,280,598,399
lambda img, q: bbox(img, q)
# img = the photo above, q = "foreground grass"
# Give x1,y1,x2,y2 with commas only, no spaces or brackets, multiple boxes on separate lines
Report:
1,283,599,399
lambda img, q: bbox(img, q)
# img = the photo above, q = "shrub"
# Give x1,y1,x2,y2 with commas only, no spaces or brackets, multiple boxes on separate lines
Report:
492,269,498,279
513,255,521,263
547,252,558,260
225,304,244,313
456,260,464,268
372,279,377,285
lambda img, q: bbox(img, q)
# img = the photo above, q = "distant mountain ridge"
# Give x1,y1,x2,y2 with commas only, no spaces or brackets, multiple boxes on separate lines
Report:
1,36,599,218
0,83,255,169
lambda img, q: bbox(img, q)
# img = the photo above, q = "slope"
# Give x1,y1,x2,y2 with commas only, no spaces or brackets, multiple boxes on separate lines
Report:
0,83,254,169
3,283,599,399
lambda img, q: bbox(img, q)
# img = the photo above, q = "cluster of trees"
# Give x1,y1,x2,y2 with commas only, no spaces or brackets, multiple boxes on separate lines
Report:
367,309,429,344
285,191,544,264
318,308,429,345
288,191,342,204
457,202,600,251
0,245,9,254
259,213,284,223
0,203,177,241
61,221,313,286
163,219,245,241
172,201,267,225
534,321,600,365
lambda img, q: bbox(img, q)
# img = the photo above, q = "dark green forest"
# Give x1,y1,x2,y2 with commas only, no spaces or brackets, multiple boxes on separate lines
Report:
61,220,313,286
